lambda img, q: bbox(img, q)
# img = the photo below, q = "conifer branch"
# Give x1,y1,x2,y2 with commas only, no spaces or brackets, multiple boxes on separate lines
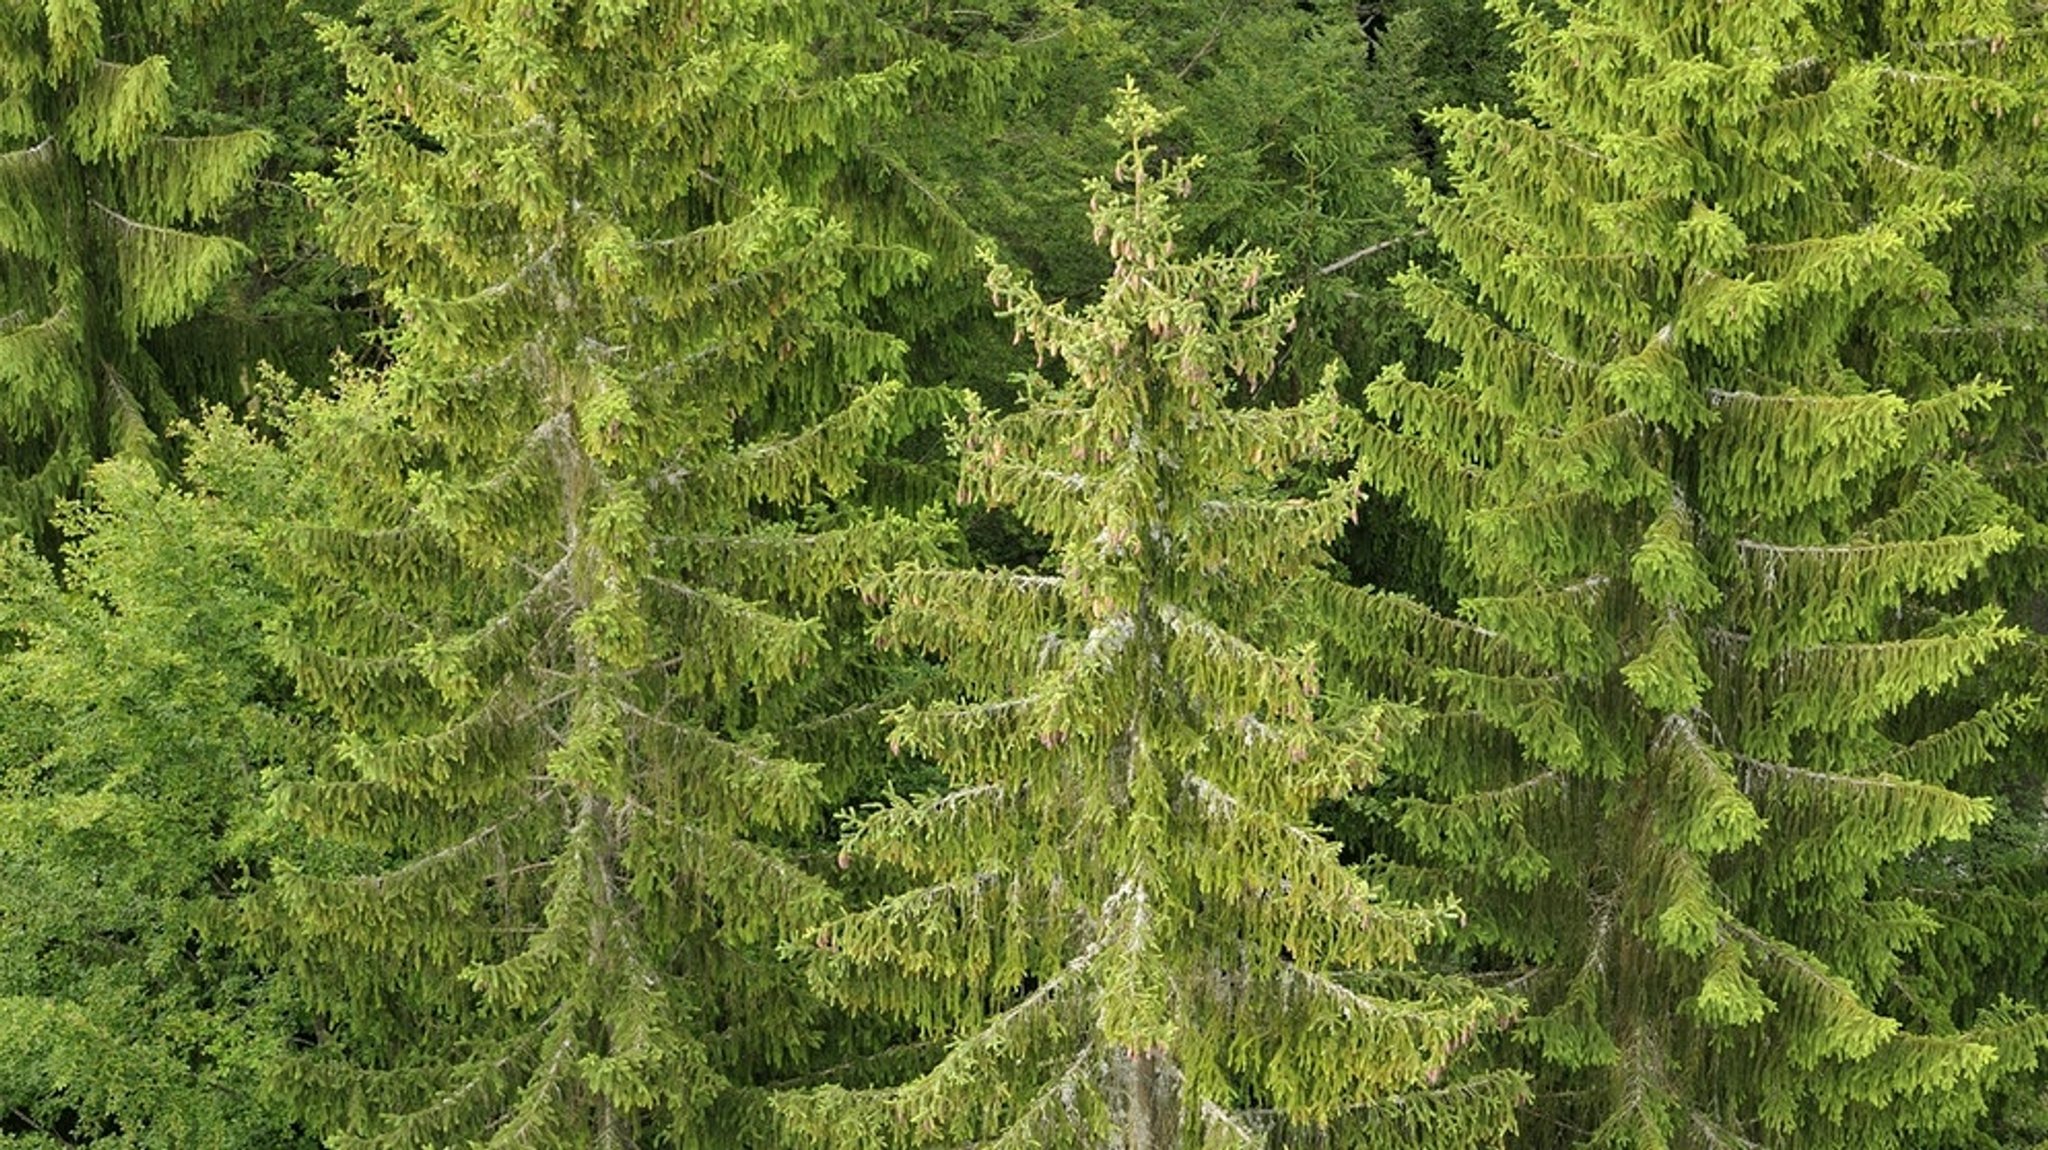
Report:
1316,230,1424,276
982,1042,1102,1148
0,136,54,170
1197,1099,1266,1147
88,199,197,241
1735,754,1933,793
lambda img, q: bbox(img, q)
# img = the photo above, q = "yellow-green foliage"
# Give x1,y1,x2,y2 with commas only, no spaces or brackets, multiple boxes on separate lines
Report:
262,0,947,1145
1349,0,2041,1143
777,88,1527,1149
0,440,320,1150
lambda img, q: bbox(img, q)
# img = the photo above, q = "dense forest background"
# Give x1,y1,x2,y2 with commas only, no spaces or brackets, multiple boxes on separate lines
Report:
3,0,2047,1145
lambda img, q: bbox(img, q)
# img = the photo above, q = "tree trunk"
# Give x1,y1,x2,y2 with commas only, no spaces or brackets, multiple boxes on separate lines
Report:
1123,1046,1180,1150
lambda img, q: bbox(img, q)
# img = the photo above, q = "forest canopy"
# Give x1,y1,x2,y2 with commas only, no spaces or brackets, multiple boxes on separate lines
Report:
1,0,2046,1146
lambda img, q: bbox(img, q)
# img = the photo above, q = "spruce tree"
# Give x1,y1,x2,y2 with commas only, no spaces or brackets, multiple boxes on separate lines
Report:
1848,0,2048,1133
871,0,1518,415
781,88,1525,1149
0,0,287,531
256,0,939,1144
1345,0,2038,1142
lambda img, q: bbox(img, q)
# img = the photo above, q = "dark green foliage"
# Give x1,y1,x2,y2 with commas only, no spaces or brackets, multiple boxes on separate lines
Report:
1887,660,2048,1149
0,0,346,537
875,0,1518,411
149,0,365,399
1834,1,2048,1140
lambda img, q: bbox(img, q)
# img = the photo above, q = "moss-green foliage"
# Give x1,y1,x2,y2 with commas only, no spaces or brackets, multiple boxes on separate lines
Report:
1344,0,2042,1142
253,0,952,1145
0,433,319,1149
777,90,1526,1149
1828,0,2048,1140
2,0,2047,1147
0,0,345,539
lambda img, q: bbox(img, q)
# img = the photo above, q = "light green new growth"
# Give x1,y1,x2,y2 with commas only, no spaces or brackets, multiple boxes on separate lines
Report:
0,438,315,1149
781,85,1526,1150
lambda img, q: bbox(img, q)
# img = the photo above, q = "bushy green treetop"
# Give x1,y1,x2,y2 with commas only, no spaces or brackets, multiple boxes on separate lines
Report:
0,427,318,1150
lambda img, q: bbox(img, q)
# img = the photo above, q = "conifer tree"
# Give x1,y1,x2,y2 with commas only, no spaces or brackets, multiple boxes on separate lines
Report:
781,88,1525,1149
1849,0,2048,1131
1845,0,2048,448
256,0,941,1144
872,0,1517,417
0,0,288,531
1344,0,2042,1142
